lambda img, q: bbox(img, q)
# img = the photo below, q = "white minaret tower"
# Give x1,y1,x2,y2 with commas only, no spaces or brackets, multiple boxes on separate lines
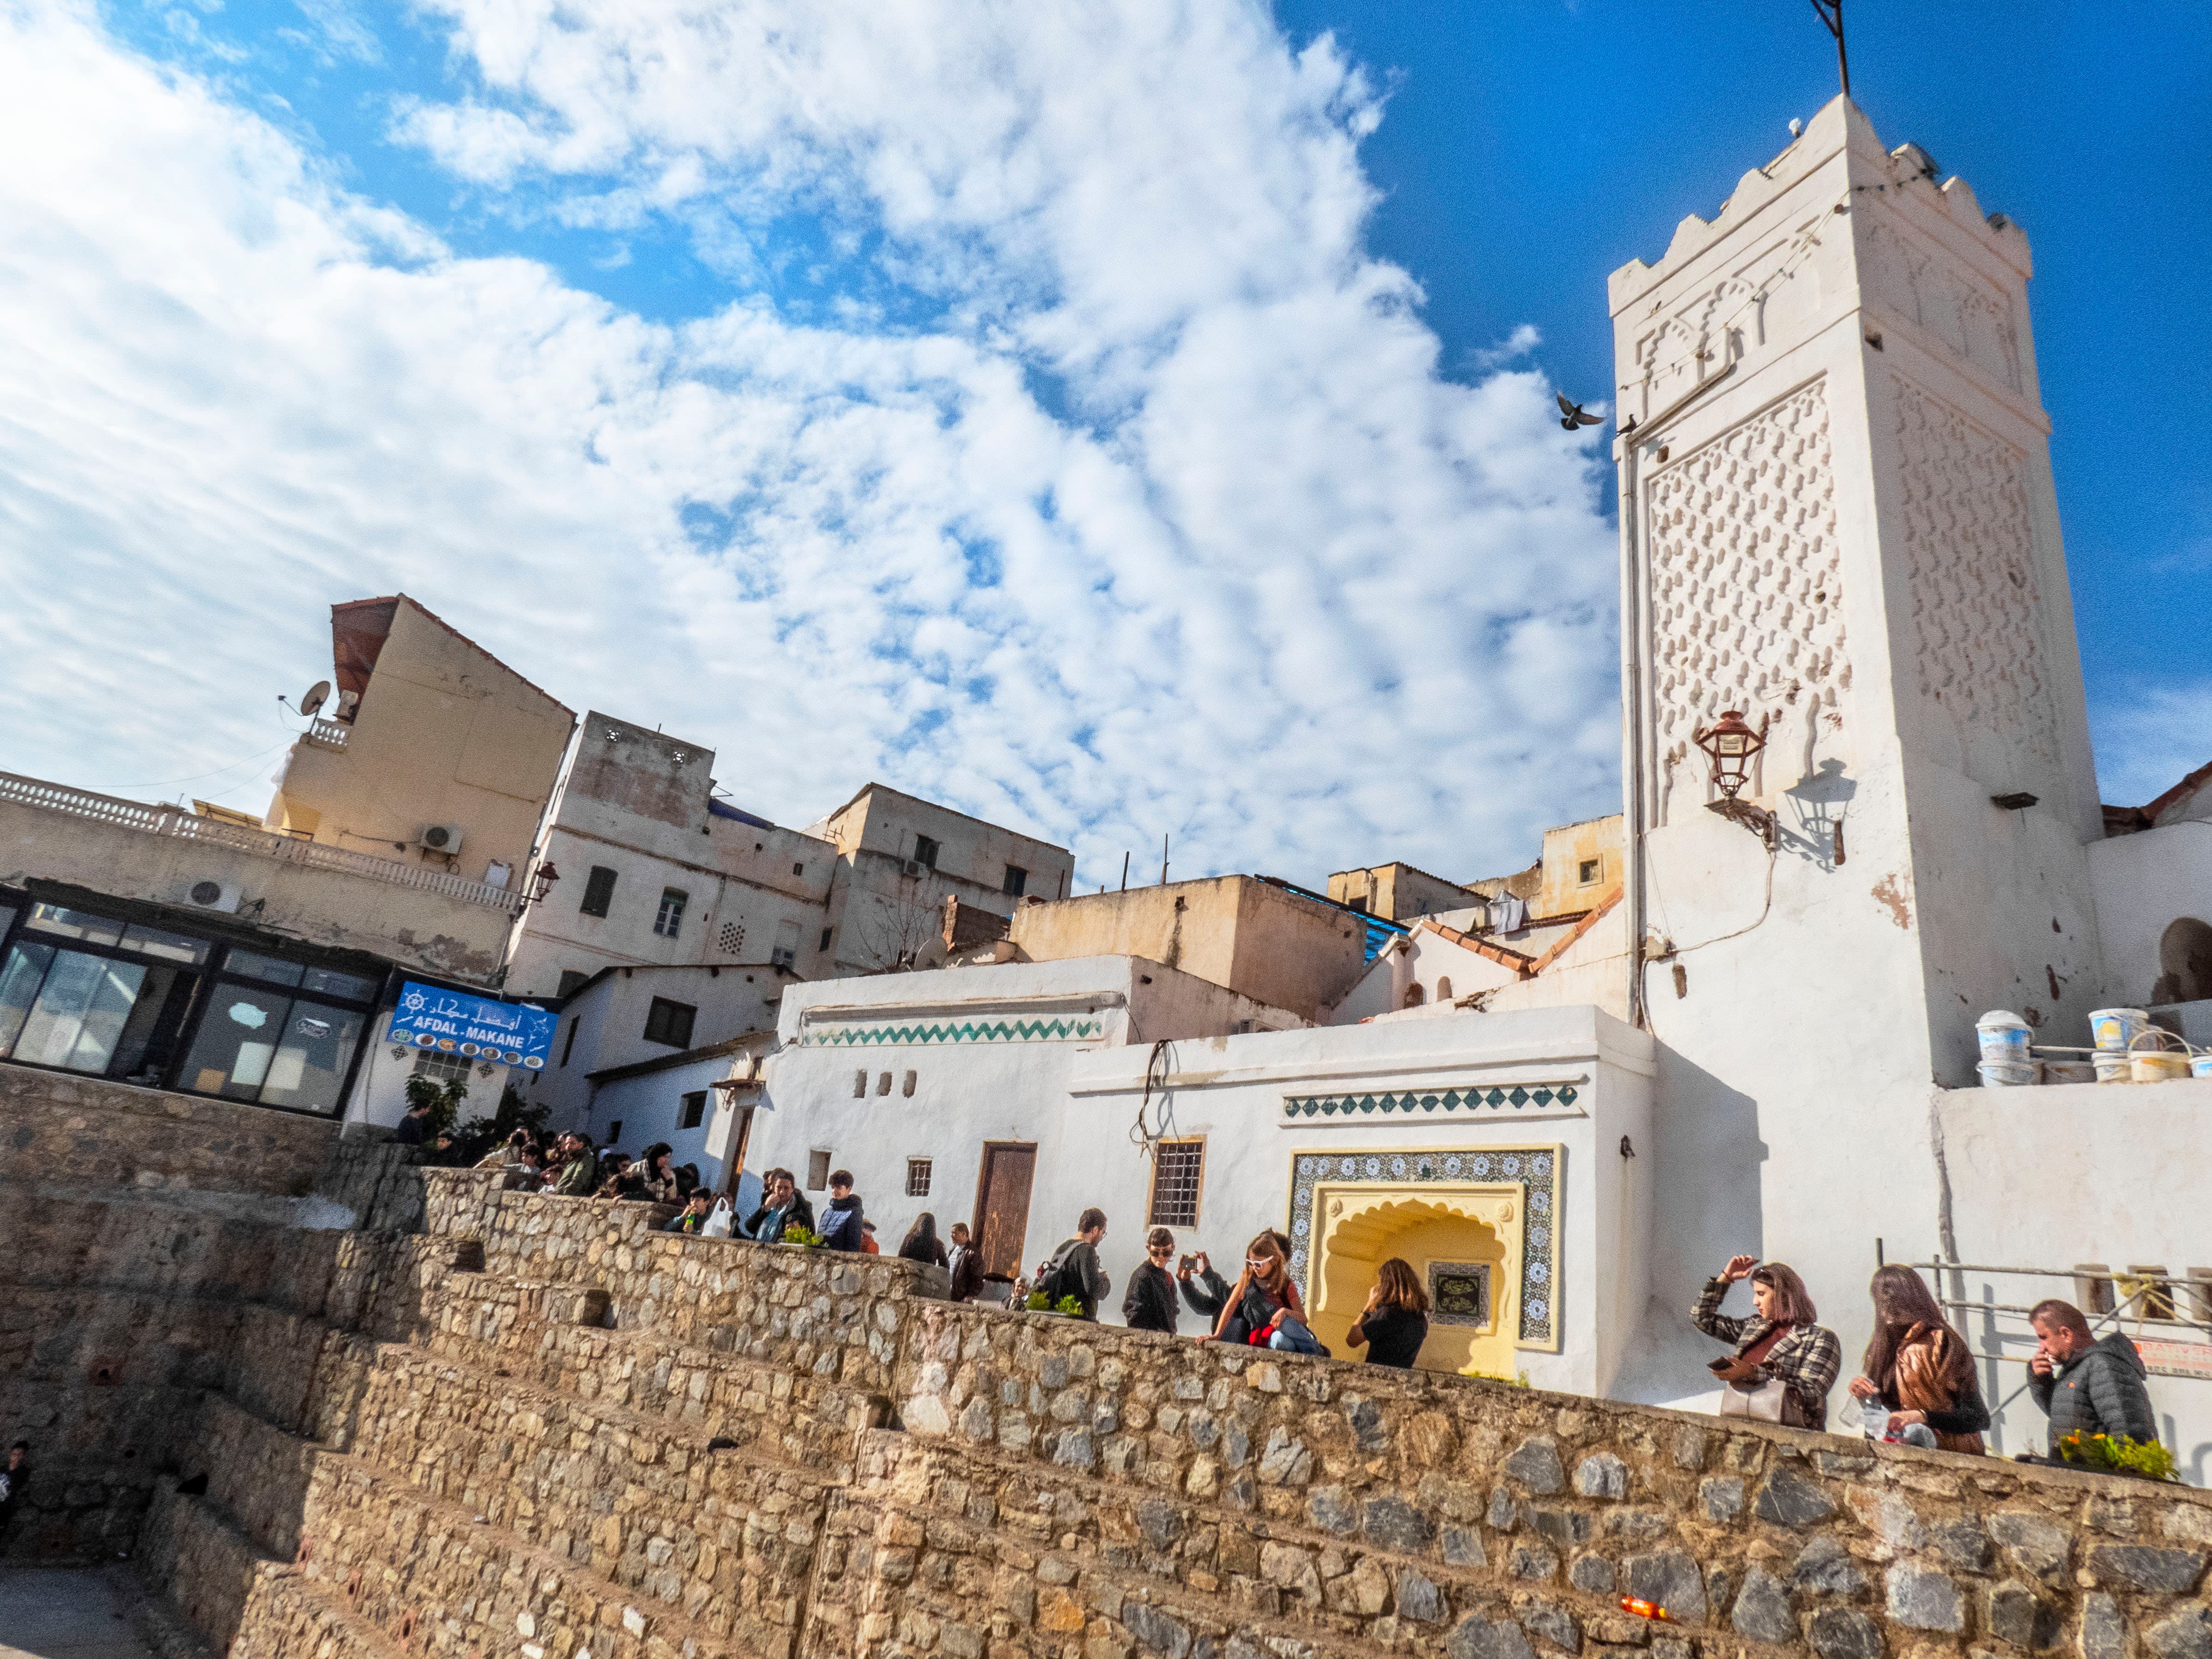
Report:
1608,97,2109,1386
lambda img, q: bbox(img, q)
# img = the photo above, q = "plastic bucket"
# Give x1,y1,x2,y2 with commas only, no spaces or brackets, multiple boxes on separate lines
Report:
1976,1012,2032,1063
2093,1052,2133,1085
2133,1052,2191,1083
2195,1053,2212,1081
2042,1058,2097,1085
1978,1060,2040,1088
2090,1008,2149,1052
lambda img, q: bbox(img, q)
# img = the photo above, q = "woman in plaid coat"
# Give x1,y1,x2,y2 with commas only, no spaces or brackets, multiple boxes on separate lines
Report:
1694,1255,1842,1429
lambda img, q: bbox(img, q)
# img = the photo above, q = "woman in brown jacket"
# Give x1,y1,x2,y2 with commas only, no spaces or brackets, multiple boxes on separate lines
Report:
1846,1265,1990,1452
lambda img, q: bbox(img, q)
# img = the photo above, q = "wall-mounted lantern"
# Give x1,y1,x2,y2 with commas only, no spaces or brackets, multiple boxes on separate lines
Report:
529,861,561,905
1694,709,1778,848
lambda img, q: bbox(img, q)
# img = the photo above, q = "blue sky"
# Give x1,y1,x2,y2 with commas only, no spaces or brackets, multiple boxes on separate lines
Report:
0,1,2205,890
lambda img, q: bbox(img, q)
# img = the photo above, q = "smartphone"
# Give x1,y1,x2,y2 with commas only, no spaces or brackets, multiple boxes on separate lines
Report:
1707,1357,1733,1374
1177,1255,1195,1273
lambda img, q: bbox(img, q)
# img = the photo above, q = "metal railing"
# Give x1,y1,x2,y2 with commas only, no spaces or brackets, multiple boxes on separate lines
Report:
0,769,521,913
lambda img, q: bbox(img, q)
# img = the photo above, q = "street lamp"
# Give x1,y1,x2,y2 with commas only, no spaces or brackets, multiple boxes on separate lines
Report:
529,861,561,905
1693,709,1778,847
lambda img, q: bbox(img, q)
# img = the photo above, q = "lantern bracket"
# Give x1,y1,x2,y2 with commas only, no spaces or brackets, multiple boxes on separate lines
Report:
1706,795,1779,850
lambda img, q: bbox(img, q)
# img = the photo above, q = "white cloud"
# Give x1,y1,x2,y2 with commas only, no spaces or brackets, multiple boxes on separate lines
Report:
2094,681,2212,810
0,0,1621,890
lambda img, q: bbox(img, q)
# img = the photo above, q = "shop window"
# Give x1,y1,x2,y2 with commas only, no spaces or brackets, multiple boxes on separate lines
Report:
654,888,689,939
1003,864,1027,897
680,1091,708,1130
1147,1139,1205,1229
643,997,696,1048
175,948,375,1113
806,1149,831,1191
579,866,618,917
907,1158,932,1197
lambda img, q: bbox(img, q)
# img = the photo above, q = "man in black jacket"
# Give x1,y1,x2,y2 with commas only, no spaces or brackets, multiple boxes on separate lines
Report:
1122,1229,1181,1332
1038,1209,1109,1318
2028,1299,2159,1457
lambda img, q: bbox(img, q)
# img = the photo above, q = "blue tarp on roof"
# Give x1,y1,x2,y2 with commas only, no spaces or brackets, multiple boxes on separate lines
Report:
708,797,775,829
1257,876,1409,961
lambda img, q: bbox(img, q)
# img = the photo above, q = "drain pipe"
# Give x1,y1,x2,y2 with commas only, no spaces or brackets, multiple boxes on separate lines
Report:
1620,358,1738,1030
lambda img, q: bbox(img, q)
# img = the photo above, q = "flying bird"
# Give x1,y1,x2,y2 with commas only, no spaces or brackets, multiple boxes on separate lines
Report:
1557,393,1605,431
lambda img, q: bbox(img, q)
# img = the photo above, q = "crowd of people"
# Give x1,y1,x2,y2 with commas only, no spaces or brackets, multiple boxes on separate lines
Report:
1693,1251,2168,1469
427,1116,2176,1469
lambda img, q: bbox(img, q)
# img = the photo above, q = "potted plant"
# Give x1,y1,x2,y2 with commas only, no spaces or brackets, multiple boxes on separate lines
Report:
2056,1433,2180,1481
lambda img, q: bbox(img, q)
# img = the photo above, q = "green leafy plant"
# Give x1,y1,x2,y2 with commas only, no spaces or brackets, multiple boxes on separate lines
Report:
2057,1433,2178,1481
1022,1290,1086,1315
1024,1290,1051,1311
781,1225,822,1249
402,1072,470,1149
1054,1294,1084,1316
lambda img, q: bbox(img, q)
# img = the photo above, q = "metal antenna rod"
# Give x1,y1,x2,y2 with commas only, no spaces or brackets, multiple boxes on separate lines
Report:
1809,0,1849,100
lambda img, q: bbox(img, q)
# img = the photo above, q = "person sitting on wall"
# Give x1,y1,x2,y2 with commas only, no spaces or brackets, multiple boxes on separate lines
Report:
899,1213,949,1268
2028,1298,2159,1460
596,1151,650,1200
743,1170,814,1243
1123,1228,1183,1334
1347,1258,1432,1368
476,1128,529,1171
1210,1231,1326,1356
635,1144,680,1203
815,1171,866,1252
1693,1255,1842,1429
1846,1265,1990,1452
675,1162,702,1200
552,1134,600,1197
1177,1249,1232,1323
663,1189,716,1235
1036,1210,1112,1319
946,1223,983,1302
391,1098,436,1147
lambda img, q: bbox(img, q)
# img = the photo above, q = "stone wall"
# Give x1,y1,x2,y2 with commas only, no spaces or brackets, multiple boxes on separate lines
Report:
0,1064,339,1203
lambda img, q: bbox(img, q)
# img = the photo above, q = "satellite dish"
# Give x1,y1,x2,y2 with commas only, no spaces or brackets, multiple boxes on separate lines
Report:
300,680,333,717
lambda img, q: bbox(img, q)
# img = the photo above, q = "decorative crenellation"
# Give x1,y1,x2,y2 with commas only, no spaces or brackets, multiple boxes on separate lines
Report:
1894,380,2056,760
1288,1146,1561,1345
1646,381,1846,817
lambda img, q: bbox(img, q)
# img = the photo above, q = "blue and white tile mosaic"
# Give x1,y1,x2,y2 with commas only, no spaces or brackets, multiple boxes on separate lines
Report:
1285,1145,1563,1347
1282,1084,1580,1118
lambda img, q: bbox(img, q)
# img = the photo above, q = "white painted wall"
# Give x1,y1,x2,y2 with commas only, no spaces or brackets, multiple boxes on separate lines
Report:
1936,1080,2212,1483
2087,820,2212,1010
529,964,791,1129
581,1046,766,1204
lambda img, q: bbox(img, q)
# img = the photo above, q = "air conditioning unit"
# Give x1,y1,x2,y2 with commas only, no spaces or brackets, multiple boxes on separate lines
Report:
902,859,926,878
173,877,243,914
416,823,465,855
771,946,797,968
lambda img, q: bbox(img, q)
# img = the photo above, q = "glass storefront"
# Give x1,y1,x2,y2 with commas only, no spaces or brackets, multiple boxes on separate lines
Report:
0,893,386,1116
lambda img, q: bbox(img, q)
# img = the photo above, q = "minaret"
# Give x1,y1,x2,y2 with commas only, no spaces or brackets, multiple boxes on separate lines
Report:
1606,98,2107,1350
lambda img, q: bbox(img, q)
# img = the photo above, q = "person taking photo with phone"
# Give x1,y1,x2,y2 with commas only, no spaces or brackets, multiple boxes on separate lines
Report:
1693,1254,1841,1428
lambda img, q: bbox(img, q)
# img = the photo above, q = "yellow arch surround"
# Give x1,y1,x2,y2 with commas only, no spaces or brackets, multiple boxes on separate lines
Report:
1305,1184,1521,1377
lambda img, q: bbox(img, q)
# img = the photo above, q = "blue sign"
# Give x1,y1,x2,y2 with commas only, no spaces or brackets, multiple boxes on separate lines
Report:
388,981,557,1070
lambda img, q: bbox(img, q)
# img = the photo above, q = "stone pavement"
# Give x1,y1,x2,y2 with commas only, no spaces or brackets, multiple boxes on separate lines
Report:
0,1567,158,1659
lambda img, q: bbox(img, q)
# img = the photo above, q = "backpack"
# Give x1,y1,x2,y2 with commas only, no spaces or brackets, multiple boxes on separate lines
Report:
1037,1241,1091,1307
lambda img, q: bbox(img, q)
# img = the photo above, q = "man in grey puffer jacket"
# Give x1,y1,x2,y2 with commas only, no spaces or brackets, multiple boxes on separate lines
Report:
2028,1299,2159,1456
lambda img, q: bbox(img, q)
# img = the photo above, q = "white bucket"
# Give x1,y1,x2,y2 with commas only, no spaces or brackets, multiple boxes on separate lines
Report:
2090,1008,2149,1052
2043,1059,2097,1086
2194,1054,2212,1081
1978,1059,2040,1088
1976,1011,2032,1063
2093,1052,2133,1085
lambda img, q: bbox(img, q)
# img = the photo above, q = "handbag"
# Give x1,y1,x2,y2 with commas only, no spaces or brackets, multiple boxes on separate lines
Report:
1718,1323,1794,1423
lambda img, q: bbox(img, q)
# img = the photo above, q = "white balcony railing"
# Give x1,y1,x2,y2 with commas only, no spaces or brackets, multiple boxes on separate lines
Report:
306,718,351,749
0,770,522,913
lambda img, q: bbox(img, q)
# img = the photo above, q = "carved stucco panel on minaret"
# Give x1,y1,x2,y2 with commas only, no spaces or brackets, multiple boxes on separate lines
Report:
1861,221,2022,393
1646,381,1846,824
1892,379,2056,773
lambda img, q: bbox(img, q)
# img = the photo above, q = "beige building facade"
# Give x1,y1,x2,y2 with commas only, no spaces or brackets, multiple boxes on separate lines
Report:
267,596,576,895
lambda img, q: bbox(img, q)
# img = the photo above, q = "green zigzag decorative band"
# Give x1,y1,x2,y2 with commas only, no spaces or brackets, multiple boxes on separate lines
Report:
802,1016,1105,1048
1283,1084,1578,1118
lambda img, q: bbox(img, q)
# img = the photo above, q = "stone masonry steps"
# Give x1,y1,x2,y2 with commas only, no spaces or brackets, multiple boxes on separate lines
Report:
802,1427,1630,1659
291,1450,771,1659
228,1569,415,1659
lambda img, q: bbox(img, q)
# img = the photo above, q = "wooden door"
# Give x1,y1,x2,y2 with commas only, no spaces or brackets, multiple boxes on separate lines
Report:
973,1142,1037,1281
718,1104,755,1197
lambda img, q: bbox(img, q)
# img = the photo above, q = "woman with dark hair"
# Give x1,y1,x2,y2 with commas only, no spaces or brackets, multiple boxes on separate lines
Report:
1693,1254,1842,1428
1847,1265,1989,1452
1210,1231,1325,1356
1347,1258,1431,1368
898,1212,948,1268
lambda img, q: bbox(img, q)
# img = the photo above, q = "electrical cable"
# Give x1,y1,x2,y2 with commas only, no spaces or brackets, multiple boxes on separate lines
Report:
1131,1036,1175,1155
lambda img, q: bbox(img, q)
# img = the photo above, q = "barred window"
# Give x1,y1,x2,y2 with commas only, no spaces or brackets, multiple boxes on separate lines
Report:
1147,1139,1205,1229
906,1158,933,1197
411,1047,471,1084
